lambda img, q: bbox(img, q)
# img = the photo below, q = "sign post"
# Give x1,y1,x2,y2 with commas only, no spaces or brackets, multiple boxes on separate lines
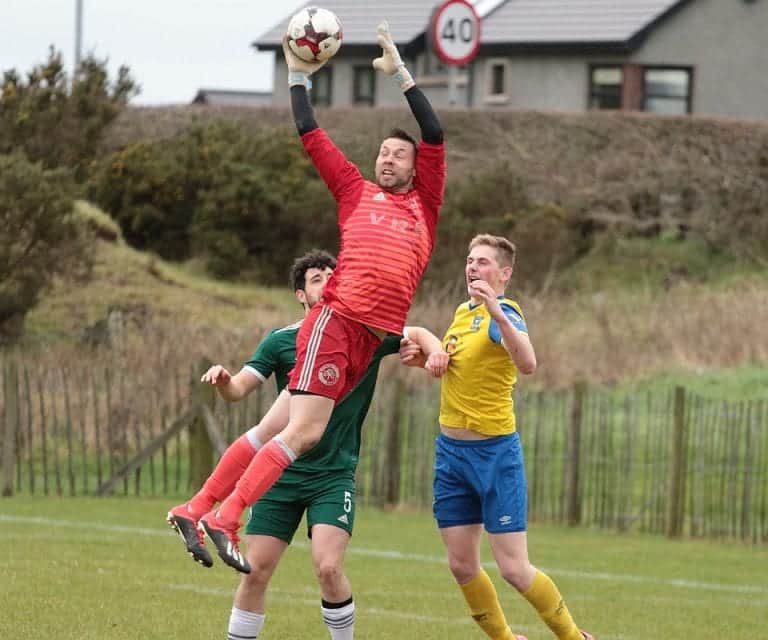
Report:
430,0,481,106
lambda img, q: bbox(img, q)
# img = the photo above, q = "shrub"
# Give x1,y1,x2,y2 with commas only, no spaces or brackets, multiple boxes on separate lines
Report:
87,138,197,259
191,123,338,281
0,153,93,340
0,48,137,180
427,162,584,291
88,119,337,281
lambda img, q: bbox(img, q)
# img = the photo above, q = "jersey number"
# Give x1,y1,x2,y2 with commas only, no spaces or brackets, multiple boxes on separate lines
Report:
343,491,352,513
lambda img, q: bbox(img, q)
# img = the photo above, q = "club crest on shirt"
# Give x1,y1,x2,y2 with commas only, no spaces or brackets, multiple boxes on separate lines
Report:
372,191,386,201
471,314,484,331
318,363,340,386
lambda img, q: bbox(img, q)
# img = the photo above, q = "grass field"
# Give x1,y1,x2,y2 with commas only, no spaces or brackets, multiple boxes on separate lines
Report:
1,497,765,639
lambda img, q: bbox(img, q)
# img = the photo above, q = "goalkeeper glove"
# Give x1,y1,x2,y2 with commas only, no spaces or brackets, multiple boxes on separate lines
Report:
372,20,415,92
282,36,327,88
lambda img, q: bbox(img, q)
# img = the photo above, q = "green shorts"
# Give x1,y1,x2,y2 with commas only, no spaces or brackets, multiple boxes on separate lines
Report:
244,469,356,544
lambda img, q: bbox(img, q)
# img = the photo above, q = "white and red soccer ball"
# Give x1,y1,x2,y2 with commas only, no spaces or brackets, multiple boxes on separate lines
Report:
286,6,343,63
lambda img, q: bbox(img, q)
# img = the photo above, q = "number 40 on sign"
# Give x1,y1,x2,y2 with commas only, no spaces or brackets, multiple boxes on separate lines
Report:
431,0,481,66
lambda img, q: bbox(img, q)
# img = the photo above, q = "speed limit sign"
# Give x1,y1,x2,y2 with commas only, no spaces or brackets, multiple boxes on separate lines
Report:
431,0,481,66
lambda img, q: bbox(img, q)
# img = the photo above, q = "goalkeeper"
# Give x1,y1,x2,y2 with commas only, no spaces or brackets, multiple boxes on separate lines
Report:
198,21,447,573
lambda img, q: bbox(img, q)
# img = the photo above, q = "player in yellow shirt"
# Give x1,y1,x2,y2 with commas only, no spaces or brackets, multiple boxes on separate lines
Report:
403,234,593,640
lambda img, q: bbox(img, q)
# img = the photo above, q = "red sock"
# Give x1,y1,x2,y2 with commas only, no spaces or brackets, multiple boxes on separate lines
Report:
187,434,258,516
216,439,294,525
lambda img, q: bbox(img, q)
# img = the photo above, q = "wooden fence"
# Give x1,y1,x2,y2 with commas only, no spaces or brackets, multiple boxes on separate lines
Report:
1,356,766,542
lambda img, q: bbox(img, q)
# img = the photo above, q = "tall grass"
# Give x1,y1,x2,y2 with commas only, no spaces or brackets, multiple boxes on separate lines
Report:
409,273,768,389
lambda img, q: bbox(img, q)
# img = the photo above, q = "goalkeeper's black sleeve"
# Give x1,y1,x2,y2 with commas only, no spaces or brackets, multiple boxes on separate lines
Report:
405,87,443,145
290,85,318,136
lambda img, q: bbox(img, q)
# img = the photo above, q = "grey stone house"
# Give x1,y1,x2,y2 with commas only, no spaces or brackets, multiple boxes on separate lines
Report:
253,0,768,119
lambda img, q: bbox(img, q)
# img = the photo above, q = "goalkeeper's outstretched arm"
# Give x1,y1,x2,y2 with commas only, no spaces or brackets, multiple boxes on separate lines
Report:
372,21,443,145
290,86,317,136
404,87,443,145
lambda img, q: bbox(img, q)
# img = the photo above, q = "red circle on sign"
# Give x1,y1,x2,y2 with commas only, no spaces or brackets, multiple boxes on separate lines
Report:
431,0,481,66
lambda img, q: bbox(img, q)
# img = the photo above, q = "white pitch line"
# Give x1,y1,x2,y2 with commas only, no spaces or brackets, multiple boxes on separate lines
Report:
2,514,766,596
0,514,168,537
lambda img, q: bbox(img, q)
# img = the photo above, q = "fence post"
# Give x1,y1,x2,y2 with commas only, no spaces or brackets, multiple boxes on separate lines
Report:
188,358,216,491
2,360,19,497
564,382,585,526
384,377,404,506
667,386,687,538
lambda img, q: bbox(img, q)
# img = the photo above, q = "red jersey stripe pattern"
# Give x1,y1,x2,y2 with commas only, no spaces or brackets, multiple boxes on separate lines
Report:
302,128,446,335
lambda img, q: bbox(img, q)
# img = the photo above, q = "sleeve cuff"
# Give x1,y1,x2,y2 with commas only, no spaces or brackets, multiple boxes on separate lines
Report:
288,71,312,89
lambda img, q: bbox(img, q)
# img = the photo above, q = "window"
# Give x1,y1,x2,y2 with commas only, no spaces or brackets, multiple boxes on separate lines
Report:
484,58,510,103
643,68,692,115
352,66,376,106
311,67,333,106
490,63,506,96
589,66,623,110
589,64,693,114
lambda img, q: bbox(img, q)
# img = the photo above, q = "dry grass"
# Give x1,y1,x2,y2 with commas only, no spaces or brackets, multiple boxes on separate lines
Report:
408,273,768,389
14,229,768,393
24,237,296,346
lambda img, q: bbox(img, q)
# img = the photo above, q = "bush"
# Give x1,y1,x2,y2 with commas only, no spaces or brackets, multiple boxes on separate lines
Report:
0,153,93,340
88,119,338,281
87,137,197,259
191,123,339,281
0,48,137,179
428,162,584,291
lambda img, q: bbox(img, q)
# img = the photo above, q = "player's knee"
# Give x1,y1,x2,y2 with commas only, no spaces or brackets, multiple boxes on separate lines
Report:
448,557,478,584
240,569,268,593
242,557,273,590
498,561,534,592
314,558,344,589
302,421,326,449
284,419,327,453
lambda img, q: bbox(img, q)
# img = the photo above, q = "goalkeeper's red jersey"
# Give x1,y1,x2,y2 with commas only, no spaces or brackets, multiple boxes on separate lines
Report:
302,128,446,335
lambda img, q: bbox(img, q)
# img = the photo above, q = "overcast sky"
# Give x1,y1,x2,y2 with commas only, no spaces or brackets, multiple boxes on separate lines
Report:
1,0,308,105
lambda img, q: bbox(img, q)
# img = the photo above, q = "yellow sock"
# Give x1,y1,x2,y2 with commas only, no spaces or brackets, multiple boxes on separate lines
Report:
459,570,516,640
522,570,582,640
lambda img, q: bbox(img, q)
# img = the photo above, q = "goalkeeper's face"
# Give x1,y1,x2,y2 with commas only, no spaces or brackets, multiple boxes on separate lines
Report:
375,137,416,193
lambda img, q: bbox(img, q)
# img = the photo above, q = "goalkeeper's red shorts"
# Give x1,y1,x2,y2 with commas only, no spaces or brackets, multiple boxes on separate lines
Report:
288,304,381,402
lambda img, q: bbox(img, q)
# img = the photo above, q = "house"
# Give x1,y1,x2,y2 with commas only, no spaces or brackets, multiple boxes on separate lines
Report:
191,88,273,107
253,0,768,119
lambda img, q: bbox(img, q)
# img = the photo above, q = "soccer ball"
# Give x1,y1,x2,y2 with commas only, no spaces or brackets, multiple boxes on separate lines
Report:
286,7,343,63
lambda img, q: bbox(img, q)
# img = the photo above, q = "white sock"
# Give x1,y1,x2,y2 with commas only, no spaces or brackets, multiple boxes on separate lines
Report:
274,435,298,462
227,606,265,640
321,597,355,640
245,426,263,450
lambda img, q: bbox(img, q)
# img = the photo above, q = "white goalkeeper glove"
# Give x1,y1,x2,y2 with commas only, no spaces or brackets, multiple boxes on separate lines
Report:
282,36,327,88
372,20,415,92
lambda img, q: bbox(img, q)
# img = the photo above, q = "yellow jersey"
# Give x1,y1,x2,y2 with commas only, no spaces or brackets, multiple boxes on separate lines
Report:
439,296,528,436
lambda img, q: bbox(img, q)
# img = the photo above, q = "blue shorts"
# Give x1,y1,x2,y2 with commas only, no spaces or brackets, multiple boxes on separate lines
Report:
433,432,527,533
